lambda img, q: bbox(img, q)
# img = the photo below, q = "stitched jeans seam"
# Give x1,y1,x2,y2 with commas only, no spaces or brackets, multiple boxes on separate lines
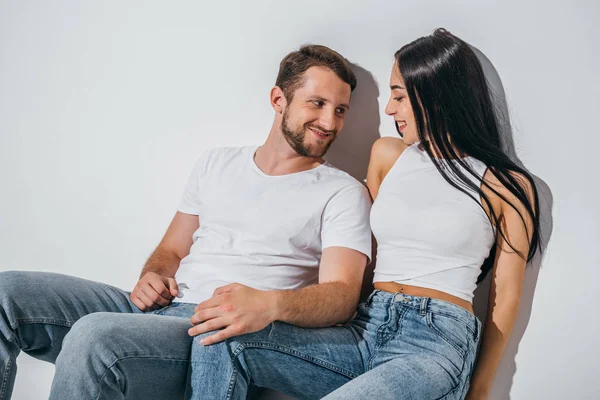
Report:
231,342,358,379
0,357,13,400
16,318,73,327
435,351,468,400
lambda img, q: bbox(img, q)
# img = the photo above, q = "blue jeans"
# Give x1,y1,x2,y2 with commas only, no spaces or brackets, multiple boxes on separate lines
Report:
1,271,480,399
190,290,481,400
0,271,198,400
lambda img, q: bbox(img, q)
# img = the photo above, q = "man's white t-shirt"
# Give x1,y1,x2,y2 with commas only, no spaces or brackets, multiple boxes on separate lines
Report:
173,146,372,304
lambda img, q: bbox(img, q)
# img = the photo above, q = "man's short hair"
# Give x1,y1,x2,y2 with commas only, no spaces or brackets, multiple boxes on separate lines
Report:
275,45,357,101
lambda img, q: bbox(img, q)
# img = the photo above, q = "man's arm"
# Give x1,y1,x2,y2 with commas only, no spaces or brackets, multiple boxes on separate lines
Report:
130,211,199,311
189,246,367,345
273,246,367,325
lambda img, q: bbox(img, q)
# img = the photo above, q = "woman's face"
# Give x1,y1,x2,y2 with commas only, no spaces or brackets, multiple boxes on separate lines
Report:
384,63,419,144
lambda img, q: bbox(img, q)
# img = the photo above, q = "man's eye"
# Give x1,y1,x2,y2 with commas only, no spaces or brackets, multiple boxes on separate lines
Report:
336,108,346,115
312,100,324,107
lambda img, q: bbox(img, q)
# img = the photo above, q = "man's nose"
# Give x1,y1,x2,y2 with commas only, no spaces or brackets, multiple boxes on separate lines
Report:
318,109,336,132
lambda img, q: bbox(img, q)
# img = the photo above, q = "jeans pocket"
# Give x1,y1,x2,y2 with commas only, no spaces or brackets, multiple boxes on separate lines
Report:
425,312,469,358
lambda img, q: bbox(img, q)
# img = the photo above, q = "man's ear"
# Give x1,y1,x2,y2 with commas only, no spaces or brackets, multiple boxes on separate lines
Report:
271,86,287,114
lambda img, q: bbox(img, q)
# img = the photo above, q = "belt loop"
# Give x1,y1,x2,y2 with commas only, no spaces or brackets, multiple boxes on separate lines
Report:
365,290,379,306
420,297,429,316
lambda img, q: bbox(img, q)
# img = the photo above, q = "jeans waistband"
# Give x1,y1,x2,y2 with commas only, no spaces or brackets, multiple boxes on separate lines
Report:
365,290,479,330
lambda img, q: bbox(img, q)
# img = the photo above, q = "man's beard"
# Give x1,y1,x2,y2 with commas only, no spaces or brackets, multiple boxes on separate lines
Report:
281,110,337,158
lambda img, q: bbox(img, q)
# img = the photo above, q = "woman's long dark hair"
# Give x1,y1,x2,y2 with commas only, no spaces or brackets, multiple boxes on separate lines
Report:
396,28,541,282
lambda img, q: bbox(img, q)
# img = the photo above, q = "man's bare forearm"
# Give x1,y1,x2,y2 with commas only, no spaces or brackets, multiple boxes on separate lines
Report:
270,281,360,328
139,246,181,279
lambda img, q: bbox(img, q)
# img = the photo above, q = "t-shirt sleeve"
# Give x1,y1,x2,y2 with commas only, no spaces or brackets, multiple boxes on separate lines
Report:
321,185,372,261
177,153,208,215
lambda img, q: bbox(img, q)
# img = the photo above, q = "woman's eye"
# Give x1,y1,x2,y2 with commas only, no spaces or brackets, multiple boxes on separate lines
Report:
394,96,404,102
312,100,324,107
335,107,346,115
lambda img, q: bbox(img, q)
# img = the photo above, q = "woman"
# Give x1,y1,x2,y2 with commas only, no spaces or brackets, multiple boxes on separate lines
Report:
323,27,541,399
199,28,541,400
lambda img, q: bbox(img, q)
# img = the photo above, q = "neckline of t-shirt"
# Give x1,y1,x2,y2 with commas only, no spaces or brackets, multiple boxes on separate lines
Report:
249,146,329,178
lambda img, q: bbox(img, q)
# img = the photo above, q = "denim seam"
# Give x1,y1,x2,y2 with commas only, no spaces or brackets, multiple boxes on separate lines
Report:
420,297,429,316
342,324,369,374
0,356,13,400
429,312,477,336
435,348,469,400
225,363,238,400
368,298,396,370
425,313,467,358
5,322,16,344
364,290,380,306
462,341,480,398
94,355,191,400
16,318,73,327
231,342,358,379
395,305,408,338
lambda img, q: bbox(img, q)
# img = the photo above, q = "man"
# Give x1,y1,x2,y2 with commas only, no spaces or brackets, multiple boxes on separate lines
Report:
0,44,371,399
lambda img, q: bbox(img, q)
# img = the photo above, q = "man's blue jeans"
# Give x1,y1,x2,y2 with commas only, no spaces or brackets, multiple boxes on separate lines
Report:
0,271,199,399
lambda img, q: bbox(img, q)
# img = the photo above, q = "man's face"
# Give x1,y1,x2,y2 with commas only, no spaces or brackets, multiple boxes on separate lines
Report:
281,67,351,158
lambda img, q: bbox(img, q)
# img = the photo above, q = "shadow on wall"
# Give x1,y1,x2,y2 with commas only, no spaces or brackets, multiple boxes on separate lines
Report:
248,63,381,400
324,63,382,183
471,46,555,400
327,63,382,303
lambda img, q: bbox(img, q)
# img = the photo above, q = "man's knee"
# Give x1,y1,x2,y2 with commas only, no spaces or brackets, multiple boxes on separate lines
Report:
0,271,32,303
58,312,124,363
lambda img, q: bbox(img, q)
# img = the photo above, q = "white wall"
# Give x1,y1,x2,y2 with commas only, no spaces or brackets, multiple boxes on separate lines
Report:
1,0,598,399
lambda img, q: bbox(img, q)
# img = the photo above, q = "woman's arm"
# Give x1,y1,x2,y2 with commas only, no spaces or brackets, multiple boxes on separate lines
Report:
467,172,535,399
366,137,407,201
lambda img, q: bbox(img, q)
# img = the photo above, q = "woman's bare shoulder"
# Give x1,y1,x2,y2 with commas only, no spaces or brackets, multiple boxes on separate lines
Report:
370,136,409,171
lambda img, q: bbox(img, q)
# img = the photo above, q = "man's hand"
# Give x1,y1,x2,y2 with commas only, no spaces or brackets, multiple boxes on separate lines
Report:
188,283,276,345
130,272,179,311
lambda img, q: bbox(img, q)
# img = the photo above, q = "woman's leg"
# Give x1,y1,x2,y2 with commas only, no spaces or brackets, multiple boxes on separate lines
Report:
325,293,481,400
322,355,462,400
